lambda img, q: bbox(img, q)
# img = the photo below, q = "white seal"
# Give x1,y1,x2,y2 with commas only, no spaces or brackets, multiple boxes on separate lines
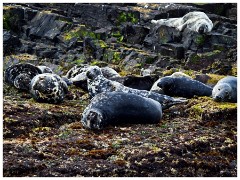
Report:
151,11,213,34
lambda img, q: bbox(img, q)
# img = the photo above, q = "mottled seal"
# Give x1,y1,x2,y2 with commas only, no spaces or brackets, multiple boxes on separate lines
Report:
4,63,42,91
86,66,187,110
81,92,162,130
151,11,213,34
30,73,68,104
157,76,213,98
212,76,237,103
150,72,192,94
37,65,53,74
64,65,120,90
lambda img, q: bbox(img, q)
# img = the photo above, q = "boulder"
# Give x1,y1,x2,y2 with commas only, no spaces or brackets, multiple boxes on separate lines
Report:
25,11,71,40
156,43,185,59
3,30,22,55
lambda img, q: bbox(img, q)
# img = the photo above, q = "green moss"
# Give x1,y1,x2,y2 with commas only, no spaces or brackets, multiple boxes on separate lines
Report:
62,25,97,41
162,68,179,76
73,59,85,65
90,60,108,67
98,40,108,48
231,65,237,76
188,96,237,120
117,11,139,24
195,35,206,46
206,73,225,85
112,52,121,63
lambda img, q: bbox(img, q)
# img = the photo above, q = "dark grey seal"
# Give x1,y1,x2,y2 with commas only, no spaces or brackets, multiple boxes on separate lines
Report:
157,76,213,98
4,63,42,91
81,92,162,130
212,76,237,103
86,66,187,110
30,73,68,104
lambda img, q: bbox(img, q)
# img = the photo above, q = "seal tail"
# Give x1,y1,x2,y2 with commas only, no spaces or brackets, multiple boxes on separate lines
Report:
162,97,188,110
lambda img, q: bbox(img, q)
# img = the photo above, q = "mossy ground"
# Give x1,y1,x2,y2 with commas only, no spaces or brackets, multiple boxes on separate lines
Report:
3,79,237,177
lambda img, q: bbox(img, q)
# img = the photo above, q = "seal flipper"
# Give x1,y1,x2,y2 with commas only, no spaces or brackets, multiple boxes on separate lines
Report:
148,91,188,110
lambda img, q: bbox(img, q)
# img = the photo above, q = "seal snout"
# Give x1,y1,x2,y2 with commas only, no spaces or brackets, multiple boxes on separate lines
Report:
213,95,223,102
84,109,104,130
198,26,204,34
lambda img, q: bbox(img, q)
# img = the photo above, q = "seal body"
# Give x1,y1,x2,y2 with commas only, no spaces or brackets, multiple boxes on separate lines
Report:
150,72,192,94
151,11,213,34
86,66,187,109
157,76,213,98
37,65,53,74
81,92,162,130
4,63,42,91
212,76,237,103
30,73,68,104
64,65,120,90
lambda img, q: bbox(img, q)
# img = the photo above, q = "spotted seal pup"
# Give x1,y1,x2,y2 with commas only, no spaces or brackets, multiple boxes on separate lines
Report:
30,73,68,104
4,63,42,91
81,92,162,130
151,11,213,34
212,76,237,103
86,66,187,110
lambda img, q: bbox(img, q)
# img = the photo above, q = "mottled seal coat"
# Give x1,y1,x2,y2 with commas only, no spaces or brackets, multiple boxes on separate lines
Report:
150,72,192,94
157,76,213,98
81,92,162,130
151,11,213,34
64,65,120,90
86,66,187,110
4,63,42,91
30,73,68,104
212,76,237,103
37,65,53,74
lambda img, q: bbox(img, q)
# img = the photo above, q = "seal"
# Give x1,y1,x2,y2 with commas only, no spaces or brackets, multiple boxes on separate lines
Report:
81,92,162,130
100,66,120,78
30,73,69,104
64,65,120,90
157,76,213,98
150,72,192,94
4,63,42,91
151,11,213,34
212,76,237,103
86,66,187,110
37,65,53,74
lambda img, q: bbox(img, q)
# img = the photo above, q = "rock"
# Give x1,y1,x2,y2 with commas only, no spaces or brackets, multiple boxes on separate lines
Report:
83,37,106,61
33,44,58,59
25,11,71,40
3,30,22,55
3,5,25,33
185,50,224,71
192,3,233,16
122,23,149,44
156,43,185,59
144,25,181,49
209,33,237,48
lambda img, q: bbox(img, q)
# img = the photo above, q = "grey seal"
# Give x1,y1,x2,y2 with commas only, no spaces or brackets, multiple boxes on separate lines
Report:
157,76,213,98
150,72,192,94
212,76,237,103
30,73,68,104
86,66,187,110
4,63,42,91
151,11,213,34
81,92,162,130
